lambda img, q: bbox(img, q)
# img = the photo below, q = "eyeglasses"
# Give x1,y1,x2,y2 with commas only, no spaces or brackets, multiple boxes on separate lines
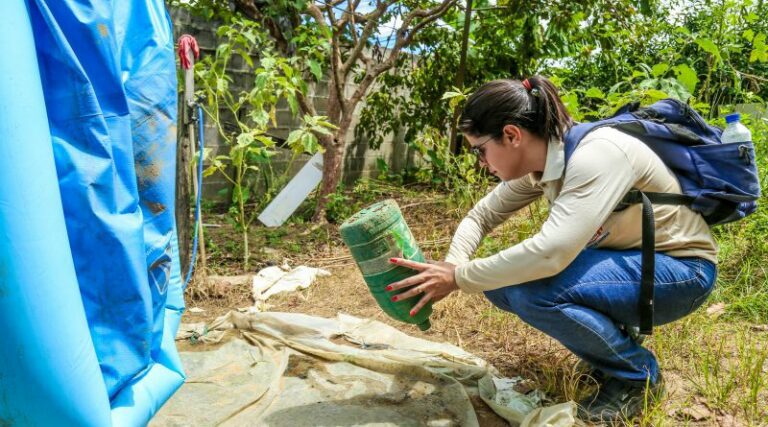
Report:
470,135,495,162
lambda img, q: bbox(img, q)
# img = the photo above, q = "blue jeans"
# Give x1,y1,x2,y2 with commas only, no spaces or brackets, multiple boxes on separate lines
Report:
484,249,716,383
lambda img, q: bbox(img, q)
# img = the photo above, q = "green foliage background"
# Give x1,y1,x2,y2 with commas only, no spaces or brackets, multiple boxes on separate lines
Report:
359,0,767,142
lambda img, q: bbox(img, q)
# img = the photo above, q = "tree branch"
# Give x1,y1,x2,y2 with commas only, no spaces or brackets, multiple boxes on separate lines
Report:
329,32,346,117
305,2,328,31
359,50,373,67
345,0,360,46
735,69,768,83
321,0,337,24
375,0,457,75
340,0,396,77
336,0,366,30
306,2,345,117
346,73,377,121
296,90,317,117
341,0,458,126
304,1,345,124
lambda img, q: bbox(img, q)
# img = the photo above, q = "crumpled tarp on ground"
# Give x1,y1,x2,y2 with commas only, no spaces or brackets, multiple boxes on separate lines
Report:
154,311,578,426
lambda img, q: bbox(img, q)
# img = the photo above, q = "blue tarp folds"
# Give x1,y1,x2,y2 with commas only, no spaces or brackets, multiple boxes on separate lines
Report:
0,1,184,425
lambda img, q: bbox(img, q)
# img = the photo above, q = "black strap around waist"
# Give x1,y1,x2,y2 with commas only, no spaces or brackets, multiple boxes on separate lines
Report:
615,190,694,335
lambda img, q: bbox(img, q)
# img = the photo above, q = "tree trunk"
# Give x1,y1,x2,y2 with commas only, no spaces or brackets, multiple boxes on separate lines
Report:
312,81,346,222
312,133,344,222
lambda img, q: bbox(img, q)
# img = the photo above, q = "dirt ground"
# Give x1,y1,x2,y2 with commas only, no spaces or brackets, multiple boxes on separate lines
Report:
181,189,767,426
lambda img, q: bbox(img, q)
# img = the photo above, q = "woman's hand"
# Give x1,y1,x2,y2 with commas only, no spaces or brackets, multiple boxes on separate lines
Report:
385,258,459,316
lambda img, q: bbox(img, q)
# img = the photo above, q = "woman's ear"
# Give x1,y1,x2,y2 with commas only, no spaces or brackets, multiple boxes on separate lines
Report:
502,124,522,147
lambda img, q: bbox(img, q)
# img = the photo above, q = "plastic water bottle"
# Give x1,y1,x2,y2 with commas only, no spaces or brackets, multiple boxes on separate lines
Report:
722,113,752,143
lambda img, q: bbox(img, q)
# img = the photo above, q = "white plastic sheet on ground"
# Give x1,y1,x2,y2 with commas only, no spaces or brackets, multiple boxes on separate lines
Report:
154,311,578,427
252,265,330,301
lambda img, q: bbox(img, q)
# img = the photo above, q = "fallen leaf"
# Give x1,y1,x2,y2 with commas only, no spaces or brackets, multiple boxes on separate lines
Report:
716,413,742,427
706,302,727,318
676,404,712,421
749,324,768,332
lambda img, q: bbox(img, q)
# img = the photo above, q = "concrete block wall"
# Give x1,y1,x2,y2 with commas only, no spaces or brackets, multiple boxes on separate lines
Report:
170,6,409,201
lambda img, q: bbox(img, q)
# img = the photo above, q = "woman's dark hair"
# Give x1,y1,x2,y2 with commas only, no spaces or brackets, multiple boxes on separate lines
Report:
458,76,573,142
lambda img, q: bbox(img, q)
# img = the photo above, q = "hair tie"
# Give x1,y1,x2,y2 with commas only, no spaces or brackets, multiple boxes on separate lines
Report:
522,79,532,91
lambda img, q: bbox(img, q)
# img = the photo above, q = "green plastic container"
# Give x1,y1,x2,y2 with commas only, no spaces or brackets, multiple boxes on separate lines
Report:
339,199,432,331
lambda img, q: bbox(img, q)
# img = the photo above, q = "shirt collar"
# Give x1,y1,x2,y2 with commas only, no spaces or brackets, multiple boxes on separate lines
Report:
529,137,565,184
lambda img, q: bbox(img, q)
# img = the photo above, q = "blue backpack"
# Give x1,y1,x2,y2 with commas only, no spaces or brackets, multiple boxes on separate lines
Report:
563,98,761,335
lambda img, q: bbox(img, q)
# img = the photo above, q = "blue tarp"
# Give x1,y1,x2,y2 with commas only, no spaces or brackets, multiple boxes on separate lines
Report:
0,1,184,425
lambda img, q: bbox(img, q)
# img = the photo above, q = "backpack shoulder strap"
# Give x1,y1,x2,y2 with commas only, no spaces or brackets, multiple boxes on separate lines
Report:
563,101,644,164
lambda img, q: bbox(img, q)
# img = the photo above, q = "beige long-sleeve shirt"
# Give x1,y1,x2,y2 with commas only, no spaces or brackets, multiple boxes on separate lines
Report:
445,127,718,293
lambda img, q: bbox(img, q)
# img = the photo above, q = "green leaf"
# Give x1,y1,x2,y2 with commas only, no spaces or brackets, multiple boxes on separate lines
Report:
750,33,768,63
216,43,230,56
651,63,669,78
261,56,276,70
301,133,319,154
312,126,334,136
313,116,338,130
743,29,755,42
241,53,254,68
672,64,698,94
308,60,322,81
242,30,256,45
644,89,669,101
608,81,630,94
376,157,389,174
585,87,605,98
638,78,658,90
280,63,294,79
250,109,270,128
286,129,303,146
659,78,691,102
202,166,218,178
216,77,229,93
441,91,463,100
695,38,721,62
254,73,269,91
236,132,254,147
254,135,275,147
286,96,299,115
230,146,244,166
561,92,580,117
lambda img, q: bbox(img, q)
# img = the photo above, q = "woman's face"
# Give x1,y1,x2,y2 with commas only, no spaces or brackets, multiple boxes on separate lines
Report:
465,125,533,181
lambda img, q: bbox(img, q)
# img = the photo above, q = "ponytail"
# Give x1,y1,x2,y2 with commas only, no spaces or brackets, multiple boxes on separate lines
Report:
458,75,573,142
